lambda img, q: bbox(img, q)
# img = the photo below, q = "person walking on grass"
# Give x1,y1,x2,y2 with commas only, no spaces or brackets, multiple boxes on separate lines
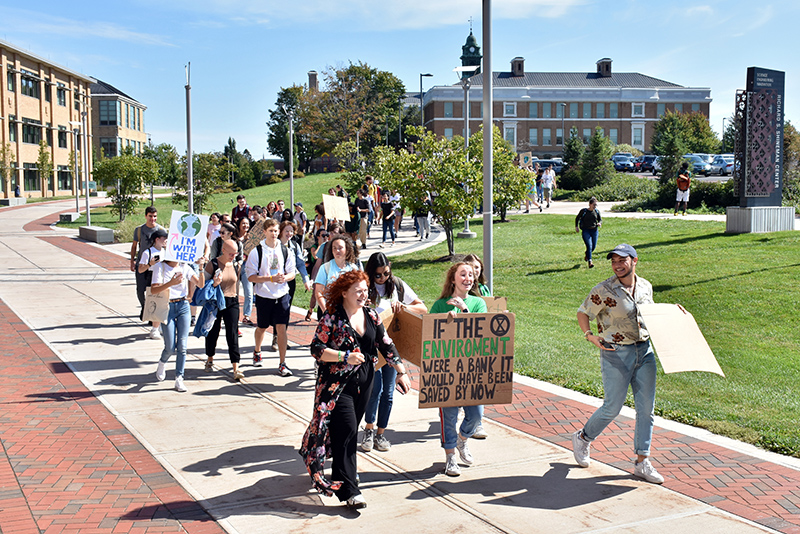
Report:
245,218,296,377
575,196,602,268
572,243,677,484
674,162,692,216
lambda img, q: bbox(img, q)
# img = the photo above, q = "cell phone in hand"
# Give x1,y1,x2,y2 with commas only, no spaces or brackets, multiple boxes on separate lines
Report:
215,269,221,278
153,254,160,262
599,340,615,350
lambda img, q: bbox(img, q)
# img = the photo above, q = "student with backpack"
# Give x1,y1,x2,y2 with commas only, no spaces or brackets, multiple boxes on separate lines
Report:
575,196,602,268
245,218,296,376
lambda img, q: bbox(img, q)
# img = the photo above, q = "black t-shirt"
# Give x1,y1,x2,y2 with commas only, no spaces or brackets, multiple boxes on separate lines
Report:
380,201,395,220
355,198,370,214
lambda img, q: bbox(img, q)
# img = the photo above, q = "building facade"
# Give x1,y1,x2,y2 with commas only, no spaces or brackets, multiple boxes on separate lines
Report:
90,79,147,159
424,52,712,157
1,39,93,199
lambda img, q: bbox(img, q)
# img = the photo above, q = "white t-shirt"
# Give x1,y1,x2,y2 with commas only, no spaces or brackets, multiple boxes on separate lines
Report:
151,262,195,300
208,223,221,244
542,169,556,188
244,240,295,299
372,279,418,315
138,246,163,268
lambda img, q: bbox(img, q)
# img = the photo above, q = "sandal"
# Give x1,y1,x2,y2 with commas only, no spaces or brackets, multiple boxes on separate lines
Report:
242,316,253,325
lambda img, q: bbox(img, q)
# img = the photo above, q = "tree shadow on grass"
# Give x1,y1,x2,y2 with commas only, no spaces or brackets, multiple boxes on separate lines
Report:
652,262,800,292
526,264,582,276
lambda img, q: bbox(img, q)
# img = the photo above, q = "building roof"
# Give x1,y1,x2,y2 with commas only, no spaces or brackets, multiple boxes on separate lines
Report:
90,78,142,105
463,71,683,89
0,38,94,83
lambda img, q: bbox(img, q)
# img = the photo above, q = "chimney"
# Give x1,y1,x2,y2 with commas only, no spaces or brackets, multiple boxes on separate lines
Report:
308,70,318,92
596,58,612,78
511,57,525,77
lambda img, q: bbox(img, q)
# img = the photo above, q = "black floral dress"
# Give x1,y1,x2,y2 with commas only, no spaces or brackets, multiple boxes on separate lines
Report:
299,305,401,496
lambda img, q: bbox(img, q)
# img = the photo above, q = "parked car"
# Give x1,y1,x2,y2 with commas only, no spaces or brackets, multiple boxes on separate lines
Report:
652,156,661,175
534,159,563,175
710,155,734,176
613,152,633,159
691,153,715,166
631,156,643,171
640,155,657,172
612,155,635,172
683,154,712,176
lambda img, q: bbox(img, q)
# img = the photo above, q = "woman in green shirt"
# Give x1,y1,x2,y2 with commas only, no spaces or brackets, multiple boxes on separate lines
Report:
464,253,490,297
430,262,488,477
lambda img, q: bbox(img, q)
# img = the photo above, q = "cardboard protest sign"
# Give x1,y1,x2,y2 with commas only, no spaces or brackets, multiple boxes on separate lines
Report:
164,211,209,263
323,194,350,221
520,152,533,167
377,308,423,370
419,312,515,408
639,303,725,376
481,296,508,313
243,219,265,256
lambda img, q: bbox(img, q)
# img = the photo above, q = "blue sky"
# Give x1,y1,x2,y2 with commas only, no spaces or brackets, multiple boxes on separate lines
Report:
2,0,796,157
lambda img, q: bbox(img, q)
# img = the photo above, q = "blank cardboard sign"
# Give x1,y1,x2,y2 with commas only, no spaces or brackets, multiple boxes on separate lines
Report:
639,303,725,376
322,194,350,221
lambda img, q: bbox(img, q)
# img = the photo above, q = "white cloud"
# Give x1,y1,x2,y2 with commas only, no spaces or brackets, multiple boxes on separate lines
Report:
686,5,713,17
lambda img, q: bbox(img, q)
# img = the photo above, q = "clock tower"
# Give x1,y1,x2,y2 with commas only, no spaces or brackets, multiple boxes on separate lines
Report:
460,31,482,79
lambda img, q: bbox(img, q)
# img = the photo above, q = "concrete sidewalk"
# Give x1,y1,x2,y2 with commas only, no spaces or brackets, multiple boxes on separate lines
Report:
1,199,798,534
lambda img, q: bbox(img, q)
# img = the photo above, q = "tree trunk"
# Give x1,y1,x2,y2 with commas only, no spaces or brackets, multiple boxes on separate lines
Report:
444,225,455,257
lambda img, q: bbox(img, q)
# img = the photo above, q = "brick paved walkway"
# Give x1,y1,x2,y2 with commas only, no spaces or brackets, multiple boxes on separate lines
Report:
0,299,226,534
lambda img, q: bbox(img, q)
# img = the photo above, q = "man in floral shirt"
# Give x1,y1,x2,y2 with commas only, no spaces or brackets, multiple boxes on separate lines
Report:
571,243,665,484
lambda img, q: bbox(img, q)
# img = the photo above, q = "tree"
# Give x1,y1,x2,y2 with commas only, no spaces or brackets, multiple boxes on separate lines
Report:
176,151,228,214
268,85,322,173
684,112,721,154
581,127,616,188
93,146,157,221
142,143,181,188
1,142,16,197
784,121,800,173
722,115,736,154
298,62,405,154
651,111,689,185
37,140,53,196
563,127,585,168
375,126,480,257
468,125,528,222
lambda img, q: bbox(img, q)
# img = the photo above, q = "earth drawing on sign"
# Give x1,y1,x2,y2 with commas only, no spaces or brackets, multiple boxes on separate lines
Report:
178,214,202,237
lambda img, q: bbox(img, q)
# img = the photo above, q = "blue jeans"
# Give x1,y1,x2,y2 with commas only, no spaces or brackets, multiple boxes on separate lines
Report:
536,184,543,201
160,300,191,378
365,366,397,428
240,267,253,318
582,228,599,262
382,218,396,243
440,405,483,450
583,340,657,457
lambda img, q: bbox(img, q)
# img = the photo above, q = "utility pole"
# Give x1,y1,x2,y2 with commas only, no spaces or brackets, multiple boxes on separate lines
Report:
185,63,194,214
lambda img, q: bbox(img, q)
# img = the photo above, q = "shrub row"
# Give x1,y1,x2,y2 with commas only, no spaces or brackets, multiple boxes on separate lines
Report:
569,173,659,202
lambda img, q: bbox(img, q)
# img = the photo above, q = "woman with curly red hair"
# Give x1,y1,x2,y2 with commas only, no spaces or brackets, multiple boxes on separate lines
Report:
299,270,410,509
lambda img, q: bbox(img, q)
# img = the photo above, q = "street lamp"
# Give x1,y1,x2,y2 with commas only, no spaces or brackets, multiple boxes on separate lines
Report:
68,120,82,217
557,103,566,150
454,65,479,239
282,105,295,208
419,73,433,130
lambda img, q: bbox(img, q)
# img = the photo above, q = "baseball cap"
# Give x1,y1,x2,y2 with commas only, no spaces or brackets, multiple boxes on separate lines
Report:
293,202,303,207
152,228,168,239
606,243,637,259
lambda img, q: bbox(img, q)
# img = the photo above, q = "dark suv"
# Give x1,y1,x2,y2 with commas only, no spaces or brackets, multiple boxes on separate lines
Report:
639,155,657,172
534,159,563,175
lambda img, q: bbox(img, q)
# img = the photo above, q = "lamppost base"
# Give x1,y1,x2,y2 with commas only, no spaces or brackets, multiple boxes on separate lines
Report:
457,230,477,238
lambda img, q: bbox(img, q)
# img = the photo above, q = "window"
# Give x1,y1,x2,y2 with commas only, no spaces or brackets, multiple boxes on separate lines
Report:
583,128,592,144
657,103,665,117
24,163,40,193
57,85,66,106
609,128,618,144
125,103,130,128
633,127,643,146
674,103,683,113
542,103,552,118
20,74,40,99
443,128,453,140
22,118,42,144
57,165,72,190
44,82,51,103
596,103,605,118
632,103,644,117
609,103,618,118
691,103,700,112
555,103,563,119
100,137,118,158
58,126,68,148
140,109,145,132
444,102,453,118
542,128,552,146
7,70,14,92
504,126,516,146
529,128,538,146
46,123,52,146
74,98,80,111
583,103,592,118
504,102,516,117
529,102,537,118
99,101,117,125
555,128,563,146
8,115,17,142
569,103,578,118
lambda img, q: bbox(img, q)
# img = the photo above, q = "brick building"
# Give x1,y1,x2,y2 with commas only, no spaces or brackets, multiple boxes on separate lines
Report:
423,36,712,157
1,39,93,199
90,79,148,159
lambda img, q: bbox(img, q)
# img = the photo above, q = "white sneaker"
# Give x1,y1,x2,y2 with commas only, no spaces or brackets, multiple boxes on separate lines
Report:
346,493,367,509
472,424,488,439
148,327,161,340
374,433,391,452
360,428,374,452
456,436,473,465
572,430,591,467
156,361,166,381
633,458,665,484
445,453,461,476
174,376,187,392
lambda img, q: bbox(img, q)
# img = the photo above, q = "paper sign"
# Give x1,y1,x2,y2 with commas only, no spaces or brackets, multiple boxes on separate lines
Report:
323,194,350,221
243,219,265,256
638,303,725,376
520,152,533,166
481,296,508,313
165,211,209,263
418,312,515,408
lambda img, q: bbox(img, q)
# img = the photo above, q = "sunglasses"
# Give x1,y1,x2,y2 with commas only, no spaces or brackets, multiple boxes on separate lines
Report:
374,270,391,279
320,233,329,238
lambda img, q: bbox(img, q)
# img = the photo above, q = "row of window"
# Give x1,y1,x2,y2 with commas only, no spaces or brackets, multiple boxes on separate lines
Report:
441,101,702,120
99,137,144,158
6,69,71,107
443,125,625,146
7,117,84,150
13,163,74,193
97,100,144,131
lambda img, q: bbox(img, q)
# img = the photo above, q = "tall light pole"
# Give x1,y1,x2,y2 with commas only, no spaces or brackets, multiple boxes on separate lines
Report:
419,73,433,130
455,65,479,239
68,121,82,216
282,105,295,208
185,63,194,214
558,102,566,152
482,0,494,292
79,95,91,227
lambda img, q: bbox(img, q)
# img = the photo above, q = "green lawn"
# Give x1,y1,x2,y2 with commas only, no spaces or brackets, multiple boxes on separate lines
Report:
388,214,800,457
